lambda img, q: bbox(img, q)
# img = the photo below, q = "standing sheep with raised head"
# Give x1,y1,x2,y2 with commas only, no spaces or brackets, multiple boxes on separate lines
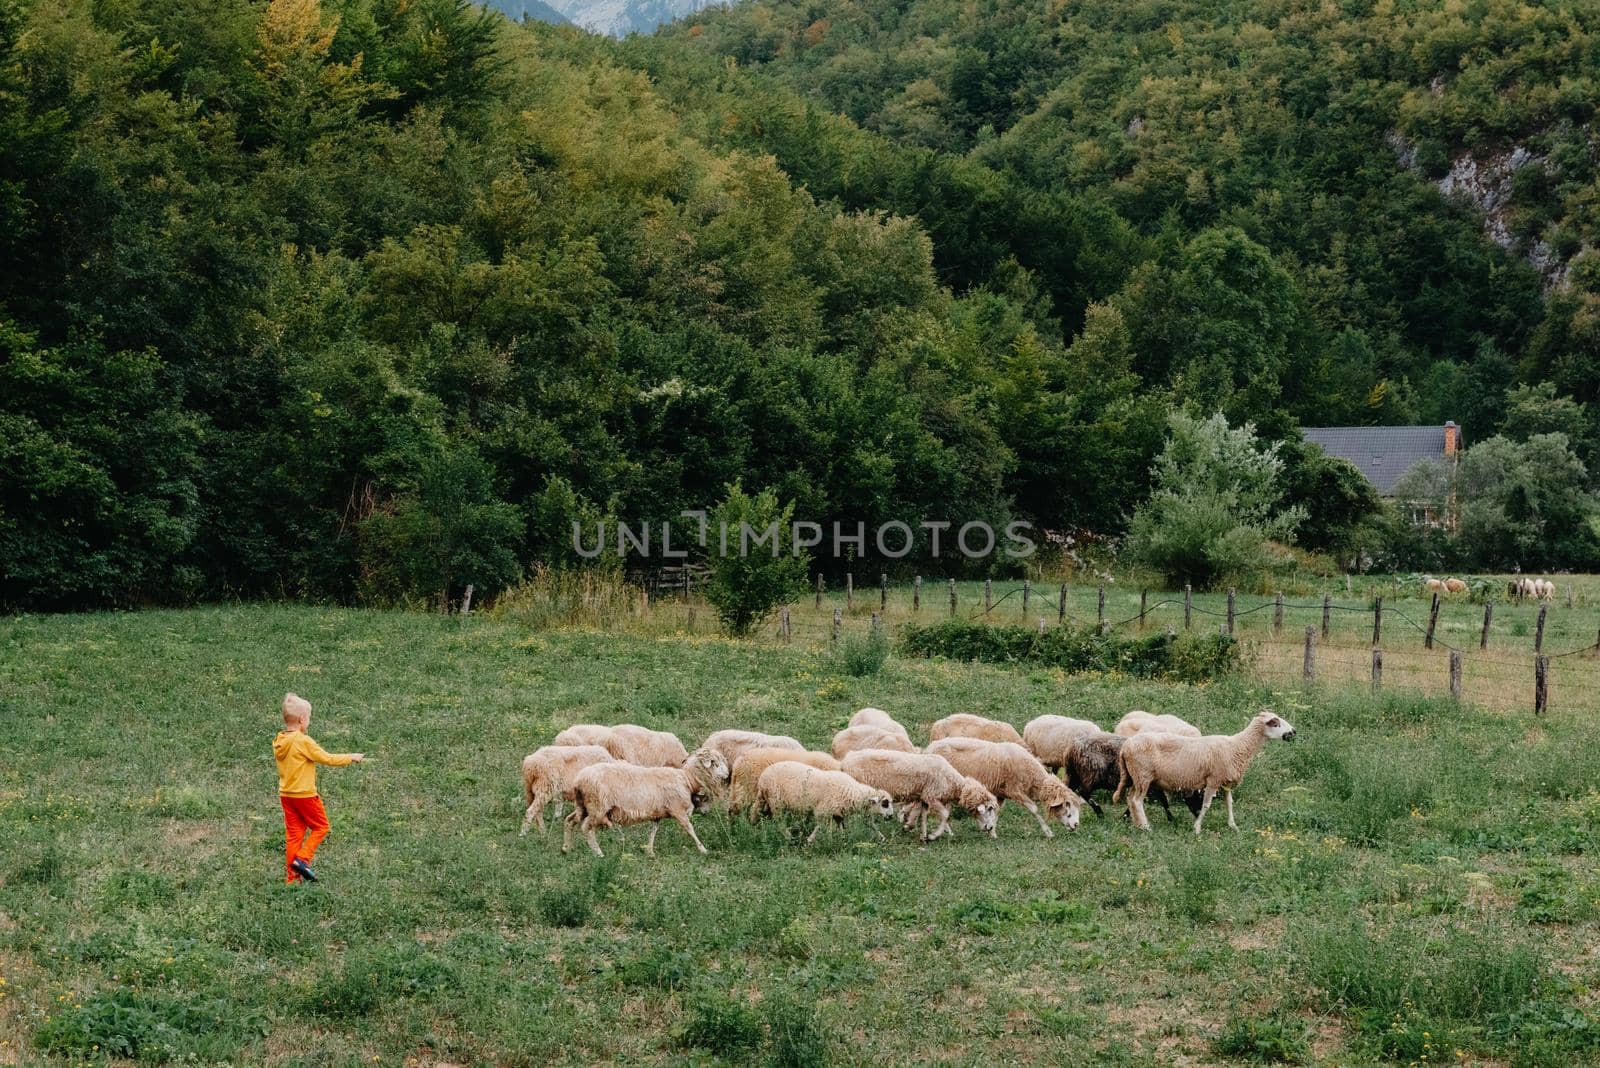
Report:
729,748,841,812
519,744,616,835
1061,731,1199,822
753,764,895,843
926,737,1083,838
561,752,727,858
694,729,805,772
1113,710,1202,738
848,707,914,745
1114,710,1296,834
840,749,998,842
1022,715,1103,776
831,724,918,759
929,713,1024,745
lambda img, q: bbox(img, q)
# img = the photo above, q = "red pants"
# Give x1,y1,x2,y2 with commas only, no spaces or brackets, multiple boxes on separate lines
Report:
281,794,330,883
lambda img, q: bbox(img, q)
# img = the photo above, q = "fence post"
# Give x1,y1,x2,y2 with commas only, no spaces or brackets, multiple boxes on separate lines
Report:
1449,649,1461,700
1371,648,1383,693
1481,602,1492,650
1303,626,1315,682
1535,603,1547,653
1372,597,1382,646
781,606,791,643
1139,589,1148,630
1098,586,1106,633
1566,586,1574,609
1184,584,1192,630
880,573,888,613
1535,654,1549,715
1022,579,1030,617
1059,584,1067,626
815,572,824,609
461,584,474,617
1425,592,1440,650
949,579,957,617
914,575,921,612
846,573,854,612
1274,591,1284,634
684,569,691,603
832,608,841,644
984,579,992,614
1226,588,1235,635
1322,594,1331,639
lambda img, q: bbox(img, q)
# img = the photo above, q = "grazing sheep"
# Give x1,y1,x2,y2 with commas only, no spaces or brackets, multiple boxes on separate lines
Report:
550,723,687,767
1114,710,1297,834
695,729,805,772
561,759,723,858
831,724,918,759
1424,577,1446,593
519,744,616,836
928,713,1024,745
1444,578,1468,594
753,764,895,843
926,737,1083,838
1113,710,1202,738
729,748,841,812
1022,715,1103,775
847,707,914,744
840,749,998,842
552,723,616,749
1537,578,1556,600
1061,731,1199,822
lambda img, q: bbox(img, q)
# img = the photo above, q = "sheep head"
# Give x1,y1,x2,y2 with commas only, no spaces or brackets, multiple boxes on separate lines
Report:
865,789,895,819
958,776,999,833
1041,778,1083,831
1255,710,1296,740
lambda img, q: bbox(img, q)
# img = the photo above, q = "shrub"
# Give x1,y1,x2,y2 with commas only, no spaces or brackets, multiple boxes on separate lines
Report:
492,565,645,631
35,989,265,1063
833,626,889,676
898,620,1237,681
703,483,810,636
1213,1013,1311,1064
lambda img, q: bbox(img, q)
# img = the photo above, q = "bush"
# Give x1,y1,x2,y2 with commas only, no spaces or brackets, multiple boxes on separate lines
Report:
898,620,1238,681
833,626,889,676
703,483,810,636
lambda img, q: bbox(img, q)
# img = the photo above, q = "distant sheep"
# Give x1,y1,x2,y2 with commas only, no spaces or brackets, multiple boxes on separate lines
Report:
926,737,1083,837
847,707,913,745
928,713,1024,745
1444,578,1467,594
561,756,726,857
1022,715,1103,775
1061,731,1199,822
519,744,616,836
840,749,998,842
729,747,840,812
1509,577,1555,602
1424,577,1446,593
831,724,917,759
1115,710,1296,833
1113,710,1202,738
753,764,895,843
551,723,687,767
695,729,805,772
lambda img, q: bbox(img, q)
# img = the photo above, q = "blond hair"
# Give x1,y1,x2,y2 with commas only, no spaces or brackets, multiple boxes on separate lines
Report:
282,692,312,726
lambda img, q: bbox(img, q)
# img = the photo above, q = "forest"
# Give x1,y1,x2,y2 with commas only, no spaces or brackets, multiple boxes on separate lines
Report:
4,0,1600,610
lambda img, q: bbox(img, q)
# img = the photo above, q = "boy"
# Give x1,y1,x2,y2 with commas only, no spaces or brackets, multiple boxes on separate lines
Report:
274,693,365,884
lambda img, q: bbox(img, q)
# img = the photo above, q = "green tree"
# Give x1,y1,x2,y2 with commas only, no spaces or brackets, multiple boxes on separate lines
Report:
703,483,809,636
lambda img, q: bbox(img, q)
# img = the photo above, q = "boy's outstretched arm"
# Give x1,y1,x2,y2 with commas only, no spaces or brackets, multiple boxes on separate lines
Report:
303,736,363,767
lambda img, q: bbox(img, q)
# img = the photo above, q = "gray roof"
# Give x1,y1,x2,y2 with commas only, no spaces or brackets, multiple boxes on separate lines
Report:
1299,425,1458,495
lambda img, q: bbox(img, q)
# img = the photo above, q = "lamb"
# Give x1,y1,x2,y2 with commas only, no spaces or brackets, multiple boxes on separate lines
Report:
753,764,895,843
729,748,841,812
1061,731,1200,822
840,749,998,842
831,724,918,759
1022,715,1103,776
519,744,616,836
551,723,687,766
1114,710,1297,834
694,729,805,772
925,737,1083,838
561,753,728,857
1113,710,1202,738
847,706,914,745
928,712,1024,745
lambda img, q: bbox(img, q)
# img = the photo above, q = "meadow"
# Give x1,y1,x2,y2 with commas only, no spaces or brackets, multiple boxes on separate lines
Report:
3,604,1600,1065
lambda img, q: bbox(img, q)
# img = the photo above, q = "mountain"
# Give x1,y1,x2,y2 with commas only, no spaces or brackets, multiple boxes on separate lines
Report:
544,0,720,37
483,0,571,27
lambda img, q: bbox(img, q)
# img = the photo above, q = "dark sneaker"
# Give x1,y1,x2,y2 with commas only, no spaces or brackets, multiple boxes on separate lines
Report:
290,859,318,883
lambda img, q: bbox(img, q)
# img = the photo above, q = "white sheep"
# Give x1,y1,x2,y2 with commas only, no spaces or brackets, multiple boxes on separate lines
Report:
551,723,687,766
1114,710,1297,834
1113,710,1202,738
695,729,805,772
561,754,727,857
1444,578,1468,594
753,764,895,843
1423,577,1446,593
926,737,1083,837
1022,715,1104,776
928,712,1024,745
1538,578,1556,600
839,749,998,842
519,744,616,836
729,748,841,812
847,706,913,744
831,724,918,759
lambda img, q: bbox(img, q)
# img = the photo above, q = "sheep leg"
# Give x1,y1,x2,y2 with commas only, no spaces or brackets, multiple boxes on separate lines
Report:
1149,785,1177,823
925,802,952,842
1193,787,1216,835
644,823,658,856
583,821,606,858
805,821,822,845
561,810,577,853
520,800,544,837
1020,798,1053,839
1225,789,1237,831
674,812,709,854
1086,794,1105,818
1128,789,1150,831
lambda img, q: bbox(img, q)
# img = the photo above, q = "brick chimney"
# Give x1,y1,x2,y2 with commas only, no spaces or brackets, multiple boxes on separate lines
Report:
1443,421,1460,456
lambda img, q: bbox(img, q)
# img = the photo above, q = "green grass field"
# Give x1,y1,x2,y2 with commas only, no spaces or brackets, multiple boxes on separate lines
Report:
4,606,1600,1065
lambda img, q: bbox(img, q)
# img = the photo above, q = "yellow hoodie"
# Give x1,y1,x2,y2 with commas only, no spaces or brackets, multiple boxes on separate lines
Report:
273,730,354,797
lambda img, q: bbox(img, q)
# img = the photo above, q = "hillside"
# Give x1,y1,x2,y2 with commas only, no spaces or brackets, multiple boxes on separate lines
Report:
484,0,571,26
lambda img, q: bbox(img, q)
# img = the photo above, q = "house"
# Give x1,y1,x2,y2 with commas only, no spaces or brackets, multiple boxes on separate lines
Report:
1300,422,1463,524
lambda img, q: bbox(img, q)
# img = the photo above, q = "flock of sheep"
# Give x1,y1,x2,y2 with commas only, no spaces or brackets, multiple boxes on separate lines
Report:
519,707,1298,856
1424,575,1557,600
